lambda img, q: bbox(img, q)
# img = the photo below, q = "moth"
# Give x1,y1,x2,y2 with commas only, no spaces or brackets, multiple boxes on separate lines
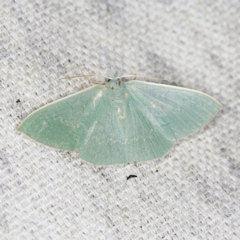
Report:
18,76,222,165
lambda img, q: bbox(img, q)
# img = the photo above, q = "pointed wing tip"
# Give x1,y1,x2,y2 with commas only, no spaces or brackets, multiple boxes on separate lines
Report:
17,123,23,133
217,101,223,110
213,99,223,115
17,119,27,133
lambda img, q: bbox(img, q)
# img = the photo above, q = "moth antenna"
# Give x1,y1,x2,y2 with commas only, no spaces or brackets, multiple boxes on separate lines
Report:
58,74,111,84
117,74,171,82
88,79,105,84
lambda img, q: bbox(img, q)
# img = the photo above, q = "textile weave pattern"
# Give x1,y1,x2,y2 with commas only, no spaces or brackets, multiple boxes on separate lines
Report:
1,0,240,239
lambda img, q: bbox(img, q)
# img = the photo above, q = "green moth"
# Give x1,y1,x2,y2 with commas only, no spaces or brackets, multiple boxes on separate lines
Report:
18,78,222,165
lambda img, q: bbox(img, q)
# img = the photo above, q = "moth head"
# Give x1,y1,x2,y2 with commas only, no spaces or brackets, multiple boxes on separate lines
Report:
105,78,122,90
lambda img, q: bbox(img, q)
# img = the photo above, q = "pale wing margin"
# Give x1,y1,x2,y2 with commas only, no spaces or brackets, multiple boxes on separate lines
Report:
127,80,222,141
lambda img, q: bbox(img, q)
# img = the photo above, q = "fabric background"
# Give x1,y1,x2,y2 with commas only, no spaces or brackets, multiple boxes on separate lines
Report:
1,0,240,239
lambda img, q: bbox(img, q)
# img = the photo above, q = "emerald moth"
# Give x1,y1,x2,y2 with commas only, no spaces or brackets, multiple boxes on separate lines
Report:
18,77,222,165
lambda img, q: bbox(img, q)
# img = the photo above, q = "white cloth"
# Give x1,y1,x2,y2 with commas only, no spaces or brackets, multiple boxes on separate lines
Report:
1,0,240,239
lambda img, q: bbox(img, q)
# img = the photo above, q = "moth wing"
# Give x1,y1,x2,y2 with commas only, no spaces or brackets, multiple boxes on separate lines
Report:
18,85,127,165
126,80,222,142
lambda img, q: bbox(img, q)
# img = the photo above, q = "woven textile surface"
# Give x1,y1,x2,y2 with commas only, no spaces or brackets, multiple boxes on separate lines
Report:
1,0,240,239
